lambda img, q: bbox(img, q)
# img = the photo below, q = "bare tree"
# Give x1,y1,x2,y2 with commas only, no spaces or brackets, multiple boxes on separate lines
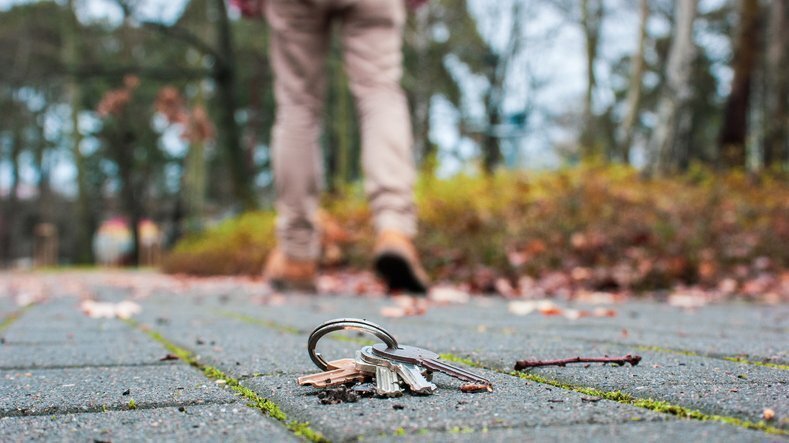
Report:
618,0,649,163
578,0,604,159
719,0,760,169
763,0,787,169
648,0,697,174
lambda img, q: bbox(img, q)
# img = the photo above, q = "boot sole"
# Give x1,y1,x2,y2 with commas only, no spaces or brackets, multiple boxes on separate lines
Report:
374,252,428,294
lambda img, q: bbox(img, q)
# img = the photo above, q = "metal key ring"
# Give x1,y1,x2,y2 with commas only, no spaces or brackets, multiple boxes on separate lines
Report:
307,318,399,370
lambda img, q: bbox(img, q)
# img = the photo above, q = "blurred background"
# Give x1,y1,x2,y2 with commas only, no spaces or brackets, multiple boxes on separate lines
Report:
0,0,786,298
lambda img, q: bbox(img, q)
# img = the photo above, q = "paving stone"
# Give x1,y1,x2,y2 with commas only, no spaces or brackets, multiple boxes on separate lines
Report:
134,297,362,379
242,371,670,441
378,420,774,443
0,365,236,417
0,341,170,370
0,403,298,442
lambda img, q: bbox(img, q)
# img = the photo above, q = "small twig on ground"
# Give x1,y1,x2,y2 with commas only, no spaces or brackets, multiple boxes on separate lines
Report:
514,354,642,370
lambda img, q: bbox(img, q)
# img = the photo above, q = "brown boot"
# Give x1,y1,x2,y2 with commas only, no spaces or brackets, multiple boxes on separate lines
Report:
263,248,317,292
373,230,430,294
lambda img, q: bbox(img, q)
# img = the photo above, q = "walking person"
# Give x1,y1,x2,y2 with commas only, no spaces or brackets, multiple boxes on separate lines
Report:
242,0,429,293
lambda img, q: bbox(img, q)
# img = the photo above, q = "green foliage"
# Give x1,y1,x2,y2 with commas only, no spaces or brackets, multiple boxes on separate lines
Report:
163,165,788,293
162,211,277,275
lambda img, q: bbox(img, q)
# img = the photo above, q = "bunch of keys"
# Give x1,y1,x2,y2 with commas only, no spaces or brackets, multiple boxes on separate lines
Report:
297,318,492,397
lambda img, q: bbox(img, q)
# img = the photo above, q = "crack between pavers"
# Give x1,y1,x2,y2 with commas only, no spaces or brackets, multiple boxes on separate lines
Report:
549,336,789,371
122,319,330,443
219,312,787,437
0,399,237,419
0,361,189,371
0,305,35,333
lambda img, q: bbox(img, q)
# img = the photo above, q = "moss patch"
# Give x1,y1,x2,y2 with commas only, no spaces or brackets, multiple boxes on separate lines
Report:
634,345,789,371
723,357,789,371
220,312,302,335
126,320,329,443
633,345,700,357
222,311,376,346
0,305,33,332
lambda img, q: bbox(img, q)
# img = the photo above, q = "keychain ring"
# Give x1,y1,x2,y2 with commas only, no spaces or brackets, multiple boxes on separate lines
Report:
307,318,399,370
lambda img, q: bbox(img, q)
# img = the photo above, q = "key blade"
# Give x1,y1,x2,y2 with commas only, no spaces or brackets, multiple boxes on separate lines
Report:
418,358,491,386
297,366,368,388
392,362,437,395
375,365,403,397
326,358,356,371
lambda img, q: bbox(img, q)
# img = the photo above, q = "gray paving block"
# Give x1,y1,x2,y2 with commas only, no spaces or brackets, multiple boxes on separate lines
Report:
242,371,669,441
0,403,298,443
0,365,237,417
379,420,775,443
135,299,361,379
0,340,171,370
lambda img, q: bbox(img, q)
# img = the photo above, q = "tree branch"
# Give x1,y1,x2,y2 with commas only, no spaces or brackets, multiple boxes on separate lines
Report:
514,354,642,370
140,21,225,65
68,64,211,81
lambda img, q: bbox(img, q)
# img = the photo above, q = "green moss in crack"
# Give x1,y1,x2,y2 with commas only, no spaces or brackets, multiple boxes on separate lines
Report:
220,312,302,335
723,357,789,371
634,345,700,357
127,399,137,410
126,320,329,443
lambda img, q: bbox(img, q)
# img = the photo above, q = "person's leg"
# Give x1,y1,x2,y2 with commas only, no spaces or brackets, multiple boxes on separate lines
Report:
340,0,428,293
266,0,330,262
264,0,331,288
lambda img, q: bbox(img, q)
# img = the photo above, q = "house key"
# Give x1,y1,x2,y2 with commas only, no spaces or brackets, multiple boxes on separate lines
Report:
371,343,491,387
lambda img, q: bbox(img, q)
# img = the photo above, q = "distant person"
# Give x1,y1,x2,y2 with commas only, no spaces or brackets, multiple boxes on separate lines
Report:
235,0,429,293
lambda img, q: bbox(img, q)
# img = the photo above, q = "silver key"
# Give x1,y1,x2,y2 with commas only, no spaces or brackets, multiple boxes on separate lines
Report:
389,361,437,395
371,343,491,387
356,348,403,397
360,345,437,395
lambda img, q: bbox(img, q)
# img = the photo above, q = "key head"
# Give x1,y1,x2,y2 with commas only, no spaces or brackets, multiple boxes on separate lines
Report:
371,343,439,364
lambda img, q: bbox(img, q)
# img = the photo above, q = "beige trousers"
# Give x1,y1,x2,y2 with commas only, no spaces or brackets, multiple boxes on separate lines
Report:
266,0,417,260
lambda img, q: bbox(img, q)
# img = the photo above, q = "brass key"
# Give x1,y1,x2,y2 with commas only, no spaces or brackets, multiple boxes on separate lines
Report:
298,358,369,388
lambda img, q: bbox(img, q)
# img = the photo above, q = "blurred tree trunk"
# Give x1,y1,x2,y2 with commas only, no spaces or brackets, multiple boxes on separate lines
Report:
482,89,502,174
64,0,95,263
213,0,256,210
763,0,787,169
411,5,433,172
618,0,649,164
481,0,522,174
184,82,208,233
325,33,354,193
579,0,604,160
0,130,22,266
648,0,697,174
719,0,760,169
